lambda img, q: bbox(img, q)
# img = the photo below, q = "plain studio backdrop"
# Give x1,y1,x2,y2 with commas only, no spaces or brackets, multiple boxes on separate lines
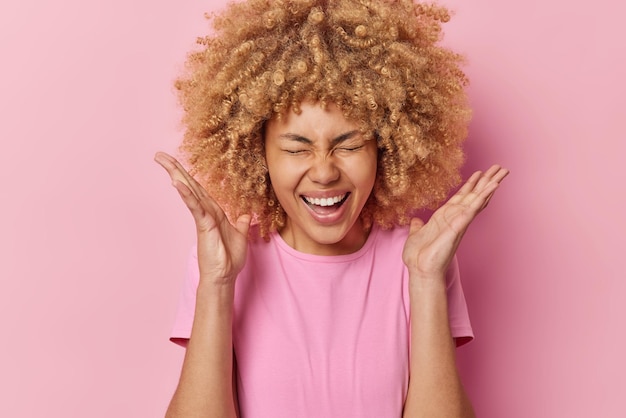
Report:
0,0,624,416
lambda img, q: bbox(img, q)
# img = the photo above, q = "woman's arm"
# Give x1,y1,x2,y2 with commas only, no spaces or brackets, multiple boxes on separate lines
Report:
156,152,250,418
166,282,238,418
402,165,508,417
402,276,474,418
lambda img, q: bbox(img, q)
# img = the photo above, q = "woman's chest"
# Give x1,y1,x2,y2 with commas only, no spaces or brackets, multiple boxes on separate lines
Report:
233,260,410,417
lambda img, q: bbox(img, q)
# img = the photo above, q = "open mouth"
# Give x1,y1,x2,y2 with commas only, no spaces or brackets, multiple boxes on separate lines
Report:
301,193,349,213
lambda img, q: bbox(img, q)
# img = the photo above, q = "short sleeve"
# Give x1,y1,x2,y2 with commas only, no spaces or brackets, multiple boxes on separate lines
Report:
445,256,474,346
169,246,200,347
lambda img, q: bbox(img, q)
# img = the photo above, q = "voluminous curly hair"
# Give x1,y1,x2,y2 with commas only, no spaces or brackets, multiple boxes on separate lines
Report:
176,0,470,239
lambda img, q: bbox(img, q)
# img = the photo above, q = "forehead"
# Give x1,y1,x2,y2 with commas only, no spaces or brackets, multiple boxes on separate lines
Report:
265,102,361,142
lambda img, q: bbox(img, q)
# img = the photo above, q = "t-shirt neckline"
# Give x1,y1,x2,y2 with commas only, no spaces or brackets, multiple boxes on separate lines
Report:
271,224,380,263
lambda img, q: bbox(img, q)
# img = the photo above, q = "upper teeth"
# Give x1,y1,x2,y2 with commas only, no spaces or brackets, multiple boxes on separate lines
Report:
304,194,346,207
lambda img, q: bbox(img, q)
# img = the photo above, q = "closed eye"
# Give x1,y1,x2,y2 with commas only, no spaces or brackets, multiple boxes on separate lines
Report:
337,145,364,152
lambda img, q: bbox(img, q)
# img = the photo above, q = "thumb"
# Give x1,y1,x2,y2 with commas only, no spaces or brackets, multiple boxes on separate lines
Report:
235,214,252,236
409,217,425,234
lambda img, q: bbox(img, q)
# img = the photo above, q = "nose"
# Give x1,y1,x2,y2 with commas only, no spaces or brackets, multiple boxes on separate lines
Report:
307,155,340,185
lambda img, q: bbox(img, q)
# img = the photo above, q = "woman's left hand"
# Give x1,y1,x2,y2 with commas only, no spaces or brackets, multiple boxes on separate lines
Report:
402,165,509,280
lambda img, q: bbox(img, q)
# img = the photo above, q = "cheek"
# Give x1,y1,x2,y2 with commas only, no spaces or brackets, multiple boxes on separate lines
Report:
351,155,378,190
267,158,304,194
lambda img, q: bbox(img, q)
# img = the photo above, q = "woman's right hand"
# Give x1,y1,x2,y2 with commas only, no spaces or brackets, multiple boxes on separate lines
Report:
155,152,251,285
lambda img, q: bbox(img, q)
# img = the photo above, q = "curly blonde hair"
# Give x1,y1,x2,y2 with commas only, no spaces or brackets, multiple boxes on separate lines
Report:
176,0,470,239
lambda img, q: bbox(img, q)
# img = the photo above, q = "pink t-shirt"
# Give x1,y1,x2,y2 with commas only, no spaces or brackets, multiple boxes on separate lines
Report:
171,225,473,418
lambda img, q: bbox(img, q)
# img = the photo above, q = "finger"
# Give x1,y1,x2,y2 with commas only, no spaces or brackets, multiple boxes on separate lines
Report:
450,175,488,209
481,191,495,210
155,151,183,172
171,179,210,222
161,155,229,220
408,217,425,234
483,164,502,179
471,165,502,193
235,214,252,237
453,179,497,215
158,153,206,200
157,153,231,230
155,152,200,199
154,152,178,175
478,166,508,188
471,179,502,212
491,167,509,184
455,170,482,197
169,157,209,201
464,166,509,203
155,152,211,204
474,167,508,203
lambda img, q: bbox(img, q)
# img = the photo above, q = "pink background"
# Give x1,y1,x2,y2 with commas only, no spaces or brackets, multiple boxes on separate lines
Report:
1,0,624,417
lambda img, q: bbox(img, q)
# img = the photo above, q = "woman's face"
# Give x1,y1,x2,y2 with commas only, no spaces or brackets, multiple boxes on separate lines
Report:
264,102,377,255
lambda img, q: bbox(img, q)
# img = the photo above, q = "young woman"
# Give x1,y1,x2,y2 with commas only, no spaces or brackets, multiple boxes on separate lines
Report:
156,1,508,416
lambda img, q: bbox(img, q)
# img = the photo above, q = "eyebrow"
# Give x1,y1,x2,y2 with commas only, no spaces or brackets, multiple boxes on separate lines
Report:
279,130,360,147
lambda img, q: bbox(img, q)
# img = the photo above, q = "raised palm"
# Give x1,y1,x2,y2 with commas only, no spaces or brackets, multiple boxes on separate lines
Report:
155,152,251,283
402,165,508,279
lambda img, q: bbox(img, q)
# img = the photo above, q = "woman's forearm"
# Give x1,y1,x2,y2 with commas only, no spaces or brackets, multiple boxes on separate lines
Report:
166,281,238,418
403,275,475,418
